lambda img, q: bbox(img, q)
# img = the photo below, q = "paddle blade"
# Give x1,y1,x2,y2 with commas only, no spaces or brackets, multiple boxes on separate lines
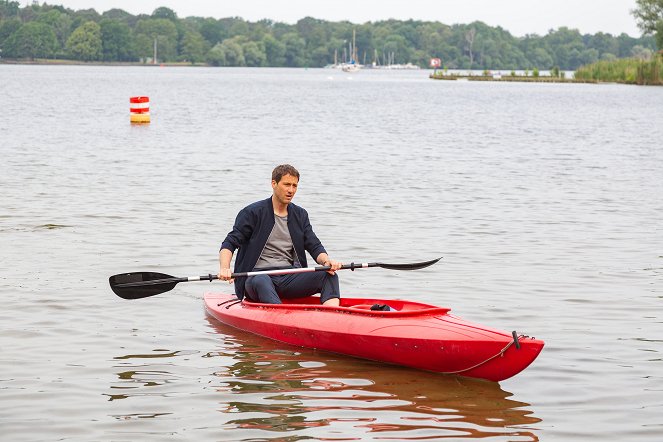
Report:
377,257,442,271
109,272,178,300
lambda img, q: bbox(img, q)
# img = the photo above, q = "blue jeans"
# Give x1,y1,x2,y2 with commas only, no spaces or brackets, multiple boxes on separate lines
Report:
244,271,340,304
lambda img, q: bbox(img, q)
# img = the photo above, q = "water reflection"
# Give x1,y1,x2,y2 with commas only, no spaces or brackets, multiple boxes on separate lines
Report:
106,350,197,402
105,317,541,438
205,316,542,440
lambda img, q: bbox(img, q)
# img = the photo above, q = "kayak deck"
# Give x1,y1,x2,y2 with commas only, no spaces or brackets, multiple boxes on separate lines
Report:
204,293,544,382
225,295,451,316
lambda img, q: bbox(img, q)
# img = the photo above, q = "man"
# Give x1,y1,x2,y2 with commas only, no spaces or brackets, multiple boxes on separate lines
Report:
218,164,342,306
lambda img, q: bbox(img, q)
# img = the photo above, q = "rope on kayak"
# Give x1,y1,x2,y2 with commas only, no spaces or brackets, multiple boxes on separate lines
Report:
442,334,523,375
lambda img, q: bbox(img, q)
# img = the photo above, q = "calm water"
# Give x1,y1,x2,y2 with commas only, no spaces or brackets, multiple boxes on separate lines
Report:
1,65,662,441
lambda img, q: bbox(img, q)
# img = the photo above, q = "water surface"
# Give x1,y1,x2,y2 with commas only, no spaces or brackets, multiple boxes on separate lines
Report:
1,65,662,440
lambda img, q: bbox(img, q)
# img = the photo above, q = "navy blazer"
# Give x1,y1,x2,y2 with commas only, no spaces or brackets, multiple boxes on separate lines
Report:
221,197,327,299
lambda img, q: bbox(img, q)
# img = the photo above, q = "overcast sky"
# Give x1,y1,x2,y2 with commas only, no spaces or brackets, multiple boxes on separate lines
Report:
53,0,642,37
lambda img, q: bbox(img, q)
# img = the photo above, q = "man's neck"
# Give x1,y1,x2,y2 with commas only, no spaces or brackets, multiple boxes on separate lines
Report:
272,195,288,217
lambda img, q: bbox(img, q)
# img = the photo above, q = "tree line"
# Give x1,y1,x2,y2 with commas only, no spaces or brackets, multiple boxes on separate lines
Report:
0,2,658,70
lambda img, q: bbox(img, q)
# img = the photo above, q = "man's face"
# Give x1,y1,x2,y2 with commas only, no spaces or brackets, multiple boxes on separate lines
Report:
272,174,299,205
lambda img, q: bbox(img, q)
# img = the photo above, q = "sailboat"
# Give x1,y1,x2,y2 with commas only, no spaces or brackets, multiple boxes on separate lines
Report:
341,30,361,72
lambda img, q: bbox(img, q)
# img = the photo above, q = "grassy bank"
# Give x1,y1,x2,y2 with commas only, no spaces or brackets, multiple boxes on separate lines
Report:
574,55,663,85
429,71,596,84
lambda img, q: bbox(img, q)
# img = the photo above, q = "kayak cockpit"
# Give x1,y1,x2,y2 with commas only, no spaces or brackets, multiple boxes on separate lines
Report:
241,296,450,317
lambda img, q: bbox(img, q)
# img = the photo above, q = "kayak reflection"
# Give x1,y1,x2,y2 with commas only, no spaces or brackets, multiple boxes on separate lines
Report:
205,316,542,440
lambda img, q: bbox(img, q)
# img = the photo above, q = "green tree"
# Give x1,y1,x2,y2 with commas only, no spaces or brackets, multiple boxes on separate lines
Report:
633,0,663,48
383,34,411,64
282,32,306,66
100,18,134,61
36,9,72,54
134,17,178,61
242,40,266,66
180,30,206,63
297,16,330,52
262,33,285,65
309,45,332,67
416,22,452,61
200,17,223,45
543,27,585,69
3,21,57,59
587,32,619,59
66,20,101,60
206,42,226,66
0,1,20,19
531,47,554,68
579,48,600,65
228,19,249,38
218,37,245,66
249,19,272,41
69,8,100,31
102,8,132,22
152,7,177,22
0,16,21,44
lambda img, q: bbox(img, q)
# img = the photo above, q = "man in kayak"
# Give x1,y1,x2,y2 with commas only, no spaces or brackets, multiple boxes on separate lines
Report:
218,164,342,306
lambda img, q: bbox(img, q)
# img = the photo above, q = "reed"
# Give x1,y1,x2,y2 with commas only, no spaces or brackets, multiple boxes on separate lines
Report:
574,55,663,85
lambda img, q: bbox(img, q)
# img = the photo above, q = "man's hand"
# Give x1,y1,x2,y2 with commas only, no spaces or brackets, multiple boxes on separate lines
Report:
218,267,234,283
318,253,342,275
219,249,234,283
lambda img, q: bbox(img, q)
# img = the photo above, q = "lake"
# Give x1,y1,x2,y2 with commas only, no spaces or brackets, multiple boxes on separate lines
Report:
1,64,662,441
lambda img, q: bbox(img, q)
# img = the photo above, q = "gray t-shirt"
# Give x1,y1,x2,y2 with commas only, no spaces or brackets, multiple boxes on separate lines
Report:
254,214,295,269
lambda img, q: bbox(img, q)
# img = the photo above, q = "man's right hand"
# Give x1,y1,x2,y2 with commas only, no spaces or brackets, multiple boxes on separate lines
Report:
219,249,234,283
218,268,234,283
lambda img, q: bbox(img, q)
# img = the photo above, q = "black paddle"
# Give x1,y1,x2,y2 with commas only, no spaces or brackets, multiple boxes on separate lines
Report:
109,257,442,300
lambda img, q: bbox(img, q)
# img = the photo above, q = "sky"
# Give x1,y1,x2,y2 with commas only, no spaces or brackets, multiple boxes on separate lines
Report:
51,0,643,37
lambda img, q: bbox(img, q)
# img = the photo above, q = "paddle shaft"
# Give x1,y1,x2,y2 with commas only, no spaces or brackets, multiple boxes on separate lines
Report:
206,261,376,279
109,257,441,299
116,262,380,288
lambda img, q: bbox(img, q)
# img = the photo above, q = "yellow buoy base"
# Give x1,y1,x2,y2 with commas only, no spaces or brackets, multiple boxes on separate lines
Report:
130,114,151,124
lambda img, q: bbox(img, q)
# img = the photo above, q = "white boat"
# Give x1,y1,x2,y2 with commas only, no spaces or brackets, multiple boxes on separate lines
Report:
332,29,361,73
341,62,361,73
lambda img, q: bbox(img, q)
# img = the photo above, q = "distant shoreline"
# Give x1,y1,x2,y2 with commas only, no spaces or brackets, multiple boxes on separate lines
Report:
0,59,207,67
5,58,661,86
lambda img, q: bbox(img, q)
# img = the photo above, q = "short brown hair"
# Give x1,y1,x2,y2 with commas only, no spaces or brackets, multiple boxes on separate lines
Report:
272,164,300,183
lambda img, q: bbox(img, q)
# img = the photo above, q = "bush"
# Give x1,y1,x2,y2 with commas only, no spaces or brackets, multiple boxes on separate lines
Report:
574,55,662,85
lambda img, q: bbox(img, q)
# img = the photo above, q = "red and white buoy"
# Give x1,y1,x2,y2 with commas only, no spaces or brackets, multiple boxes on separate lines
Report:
130,96,150,124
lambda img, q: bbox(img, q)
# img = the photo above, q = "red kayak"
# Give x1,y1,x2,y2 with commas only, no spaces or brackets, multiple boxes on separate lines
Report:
204,293,544,382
